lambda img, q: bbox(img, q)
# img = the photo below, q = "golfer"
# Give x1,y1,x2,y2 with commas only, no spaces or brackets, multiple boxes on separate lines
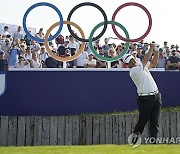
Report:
123,43,162,144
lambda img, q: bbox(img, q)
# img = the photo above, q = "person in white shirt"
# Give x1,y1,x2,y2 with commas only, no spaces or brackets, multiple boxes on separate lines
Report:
84,52,96,68
75,46,88,68
122,43,162,146
2,26,10,37
13,26,24,41
14,56,30,68
30,52,42,68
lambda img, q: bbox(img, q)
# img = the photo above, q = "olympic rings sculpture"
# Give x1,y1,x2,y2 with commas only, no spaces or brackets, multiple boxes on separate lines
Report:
23,2,152,62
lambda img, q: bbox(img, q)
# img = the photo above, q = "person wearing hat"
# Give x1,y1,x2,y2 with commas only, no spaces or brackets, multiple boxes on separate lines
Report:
166,49,180,70
122,43,162,145
0,50,9,71
84,52,96,68
156,48,167,68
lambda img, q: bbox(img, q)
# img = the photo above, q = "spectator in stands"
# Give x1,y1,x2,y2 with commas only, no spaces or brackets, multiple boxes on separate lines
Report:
0,34,4,47
166,49,180,70
56,34,64,48
96,47,107,68
36,28,44,46
75,46,88,68
68,35,79,55
13,26,24,41
14,56,30,68
116,44,123,55
39,46,49,67
175,45,180,53
1,38,11,60
84,52,96,68
162,41,168,53
94,39,101,50
0,50,9,71
30,52,42,68
164,47,171,59
2,26,10,37
137,47,144,61
68,35,79,67
157,48,167,68
102,38,110,57
44,50,60,68
36,28,44,40
108,48,119,68
24,31,31,46
175,45,180,58
30,40,40,54
7,39,21,67
19,43,27,59
25,47,32,61
57,35,65,57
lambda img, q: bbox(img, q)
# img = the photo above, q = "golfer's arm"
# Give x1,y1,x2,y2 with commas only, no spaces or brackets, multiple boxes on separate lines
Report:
148,51,159,69
142,46,153,69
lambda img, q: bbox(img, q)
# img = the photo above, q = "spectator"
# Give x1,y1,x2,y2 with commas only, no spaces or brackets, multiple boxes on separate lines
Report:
68,35,79,55
25,47,32,61
75,46,88,68
175,45,180,53
24,31,31,46
108,48,119,68
1,38,11,60
30,40,40,54
166,49,180,70
57,39,68,57
94,39,101,50
96,47,107,68
156,48,167,68
19,43,27,58
116,44,123,55
0,34,4,46
13,26,24,41
84,52,96,68
137,47,144,61
68,35,79,67
2,26,10,37
175,45,180,58
164,47,171,59
102,38,110,57
0,50,9,71
14,56,30,68
36,28,44,46
162,41,168,53
30,52,42,68
39,46,49,67
7,39,21,67
44,51,60,68
55,34,64,48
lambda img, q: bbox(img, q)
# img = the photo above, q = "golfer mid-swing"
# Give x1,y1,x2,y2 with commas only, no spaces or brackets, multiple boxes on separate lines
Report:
123,43,162,144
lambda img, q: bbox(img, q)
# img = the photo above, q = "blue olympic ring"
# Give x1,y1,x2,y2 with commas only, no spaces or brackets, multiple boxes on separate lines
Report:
23,2,63,43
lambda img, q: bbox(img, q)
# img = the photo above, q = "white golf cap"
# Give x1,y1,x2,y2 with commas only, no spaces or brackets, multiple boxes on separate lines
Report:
122,54,134,63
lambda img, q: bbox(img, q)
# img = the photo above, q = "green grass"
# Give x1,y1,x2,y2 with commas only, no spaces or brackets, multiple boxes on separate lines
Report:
0,145,180,154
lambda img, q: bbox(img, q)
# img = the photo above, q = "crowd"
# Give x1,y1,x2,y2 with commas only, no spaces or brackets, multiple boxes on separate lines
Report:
0,25,180,71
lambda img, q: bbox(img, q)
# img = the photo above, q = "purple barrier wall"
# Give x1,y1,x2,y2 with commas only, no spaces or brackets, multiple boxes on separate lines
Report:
0,70,179,116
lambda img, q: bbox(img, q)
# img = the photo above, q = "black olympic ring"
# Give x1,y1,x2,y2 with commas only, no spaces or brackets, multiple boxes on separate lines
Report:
67,2,108,42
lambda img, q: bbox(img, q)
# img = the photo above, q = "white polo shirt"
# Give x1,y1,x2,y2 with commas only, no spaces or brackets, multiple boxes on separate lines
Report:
130,61,158,94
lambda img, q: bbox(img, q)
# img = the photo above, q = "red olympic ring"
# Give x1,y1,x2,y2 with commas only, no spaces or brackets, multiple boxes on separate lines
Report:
112,2,152,42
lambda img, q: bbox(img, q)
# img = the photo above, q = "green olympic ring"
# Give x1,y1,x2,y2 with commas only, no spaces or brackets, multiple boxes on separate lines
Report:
89,21,130,62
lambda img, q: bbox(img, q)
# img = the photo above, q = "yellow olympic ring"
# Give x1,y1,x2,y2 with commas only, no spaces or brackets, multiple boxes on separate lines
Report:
44,21,85,62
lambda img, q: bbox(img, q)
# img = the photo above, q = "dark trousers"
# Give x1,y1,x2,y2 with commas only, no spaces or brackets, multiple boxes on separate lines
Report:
133,92,162,138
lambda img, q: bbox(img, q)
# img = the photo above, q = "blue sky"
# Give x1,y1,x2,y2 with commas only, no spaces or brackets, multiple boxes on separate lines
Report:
0,0,179,46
